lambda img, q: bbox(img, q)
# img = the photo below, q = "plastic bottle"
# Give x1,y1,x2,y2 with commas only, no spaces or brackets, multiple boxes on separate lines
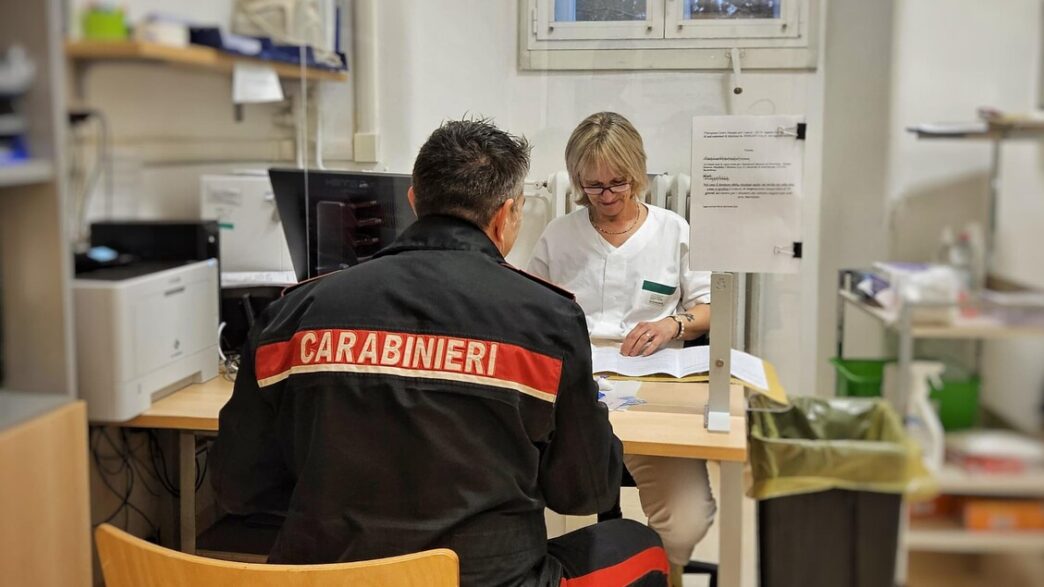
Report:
961,222,986,291
936,226,955,265
905,361,947,473
948,231,974,291
940,225,982,318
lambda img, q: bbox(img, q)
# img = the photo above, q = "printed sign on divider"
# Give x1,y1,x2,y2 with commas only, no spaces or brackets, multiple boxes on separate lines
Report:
689,115,804,274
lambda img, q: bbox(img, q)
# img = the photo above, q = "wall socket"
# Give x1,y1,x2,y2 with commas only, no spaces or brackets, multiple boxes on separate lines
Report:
353,132,380,163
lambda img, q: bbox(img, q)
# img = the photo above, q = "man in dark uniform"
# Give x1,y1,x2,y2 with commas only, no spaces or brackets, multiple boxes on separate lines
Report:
211,118,669,587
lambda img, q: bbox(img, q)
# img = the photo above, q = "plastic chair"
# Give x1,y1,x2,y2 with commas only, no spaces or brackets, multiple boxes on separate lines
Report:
95,523,459,587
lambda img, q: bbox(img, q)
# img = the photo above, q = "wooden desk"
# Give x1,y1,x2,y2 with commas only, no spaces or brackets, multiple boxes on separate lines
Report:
121,377,232,554
609,381,747,461
122,377,748,586
124,377,230,432
610,381,747,587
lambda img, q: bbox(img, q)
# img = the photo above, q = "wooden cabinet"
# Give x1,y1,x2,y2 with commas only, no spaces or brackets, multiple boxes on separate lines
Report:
0,0,91,584
0,401,91,586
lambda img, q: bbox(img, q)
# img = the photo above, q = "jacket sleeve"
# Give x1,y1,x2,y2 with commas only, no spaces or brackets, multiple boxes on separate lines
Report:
538,306,623,515
210,323,293,514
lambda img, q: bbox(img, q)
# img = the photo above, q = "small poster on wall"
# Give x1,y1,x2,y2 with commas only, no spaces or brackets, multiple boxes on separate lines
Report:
689,115,805,274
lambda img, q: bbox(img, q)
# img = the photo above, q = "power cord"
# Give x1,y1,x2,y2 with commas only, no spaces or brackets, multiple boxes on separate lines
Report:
89,426,213,543
89,427,161,542
218,320,241,381
68,109,113,247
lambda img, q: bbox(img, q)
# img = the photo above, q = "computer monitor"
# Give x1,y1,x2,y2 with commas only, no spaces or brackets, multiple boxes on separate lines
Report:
269,168,414,282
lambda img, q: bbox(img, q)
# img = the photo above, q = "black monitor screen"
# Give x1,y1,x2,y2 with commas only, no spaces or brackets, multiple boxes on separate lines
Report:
269,168,414,282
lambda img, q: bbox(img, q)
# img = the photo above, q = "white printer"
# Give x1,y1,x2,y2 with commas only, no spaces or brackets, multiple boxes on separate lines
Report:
75,259,219,422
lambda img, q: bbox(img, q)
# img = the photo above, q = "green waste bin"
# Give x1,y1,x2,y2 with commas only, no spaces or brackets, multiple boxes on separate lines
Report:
830,357,891,397
749,397,935,587
831,357,980,430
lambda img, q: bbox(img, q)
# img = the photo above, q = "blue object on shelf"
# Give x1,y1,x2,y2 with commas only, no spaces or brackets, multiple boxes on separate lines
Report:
0,135,30,165
189,27,348,72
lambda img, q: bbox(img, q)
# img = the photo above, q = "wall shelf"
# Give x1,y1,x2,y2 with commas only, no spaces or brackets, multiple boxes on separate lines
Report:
838,288,1044,340
936,463,1044,498
908,518,1044,553
65,40,348,82
0,160,54,188
907,118,1044,141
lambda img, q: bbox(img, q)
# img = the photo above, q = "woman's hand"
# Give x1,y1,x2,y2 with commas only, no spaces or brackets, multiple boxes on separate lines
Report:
621,318,676,357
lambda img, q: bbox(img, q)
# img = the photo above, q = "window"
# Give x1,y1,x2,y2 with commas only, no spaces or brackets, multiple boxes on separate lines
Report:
668,0,799,40
536,0,662,40
521,0,817,70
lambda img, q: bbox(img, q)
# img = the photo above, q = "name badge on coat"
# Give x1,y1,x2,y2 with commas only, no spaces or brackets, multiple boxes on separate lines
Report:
641,280,677,308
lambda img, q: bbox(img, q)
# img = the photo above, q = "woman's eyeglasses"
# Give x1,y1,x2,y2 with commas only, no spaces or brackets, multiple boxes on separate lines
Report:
581,182,631,196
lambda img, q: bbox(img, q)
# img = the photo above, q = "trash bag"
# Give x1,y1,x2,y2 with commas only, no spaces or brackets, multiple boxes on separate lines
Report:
748,396,936,500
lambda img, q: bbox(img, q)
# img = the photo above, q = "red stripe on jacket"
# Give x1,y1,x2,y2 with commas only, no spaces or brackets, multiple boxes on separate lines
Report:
254,328,562,399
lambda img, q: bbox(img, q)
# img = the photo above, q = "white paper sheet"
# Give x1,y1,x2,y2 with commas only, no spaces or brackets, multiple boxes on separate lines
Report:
728,349,769,390
590,346,699,377
233,63,284,104
690,115,804,274
221,270,297,288
591,345,767,389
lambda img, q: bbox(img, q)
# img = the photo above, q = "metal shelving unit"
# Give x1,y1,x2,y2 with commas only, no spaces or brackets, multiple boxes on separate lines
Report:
0,159,54,188
838,274,1044,564
907,518,1044,554
935,463,1044,498
837,281,1044,413
0,0,77,401
908,117,1044,267
838,113,1044,565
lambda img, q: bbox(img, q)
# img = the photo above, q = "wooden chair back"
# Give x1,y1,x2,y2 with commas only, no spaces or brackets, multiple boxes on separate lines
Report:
95,524,459,587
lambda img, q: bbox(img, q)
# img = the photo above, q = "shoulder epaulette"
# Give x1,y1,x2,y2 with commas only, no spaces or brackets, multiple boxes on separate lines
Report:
499,262,576,300
280,270,338,297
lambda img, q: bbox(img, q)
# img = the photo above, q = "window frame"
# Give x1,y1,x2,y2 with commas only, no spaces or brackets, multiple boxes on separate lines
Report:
519,0,818,71
665,0,802,40
535,0,665,41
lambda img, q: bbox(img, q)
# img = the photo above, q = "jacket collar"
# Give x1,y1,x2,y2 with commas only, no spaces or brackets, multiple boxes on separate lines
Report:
375,214,504,262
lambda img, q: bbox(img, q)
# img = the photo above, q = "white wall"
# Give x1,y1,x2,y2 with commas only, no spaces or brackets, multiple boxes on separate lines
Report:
369,1,824,395
72,0,829,397
70,0,354,221
815,0,895,393
888,0,1044,433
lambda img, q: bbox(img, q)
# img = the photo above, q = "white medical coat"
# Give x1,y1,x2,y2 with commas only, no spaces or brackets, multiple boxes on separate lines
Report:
528,204,711,346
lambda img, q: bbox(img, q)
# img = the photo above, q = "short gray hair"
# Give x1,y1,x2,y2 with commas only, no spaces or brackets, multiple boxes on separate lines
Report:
411,118,532,227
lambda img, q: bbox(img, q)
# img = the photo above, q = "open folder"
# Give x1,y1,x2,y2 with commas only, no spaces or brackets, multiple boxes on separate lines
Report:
591,345,789,406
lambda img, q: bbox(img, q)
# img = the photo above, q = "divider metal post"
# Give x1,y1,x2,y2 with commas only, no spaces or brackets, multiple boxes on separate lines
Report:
706,271,735,433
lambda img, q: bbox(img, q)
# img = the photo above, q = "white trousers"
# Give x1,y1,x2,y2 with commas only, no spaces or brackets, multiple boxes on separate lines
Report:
623,454,717,566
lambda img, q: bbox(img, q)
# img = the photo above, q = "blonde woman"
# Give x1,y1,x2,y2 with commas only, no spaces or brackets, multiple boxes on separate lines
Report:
528,112,715,586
